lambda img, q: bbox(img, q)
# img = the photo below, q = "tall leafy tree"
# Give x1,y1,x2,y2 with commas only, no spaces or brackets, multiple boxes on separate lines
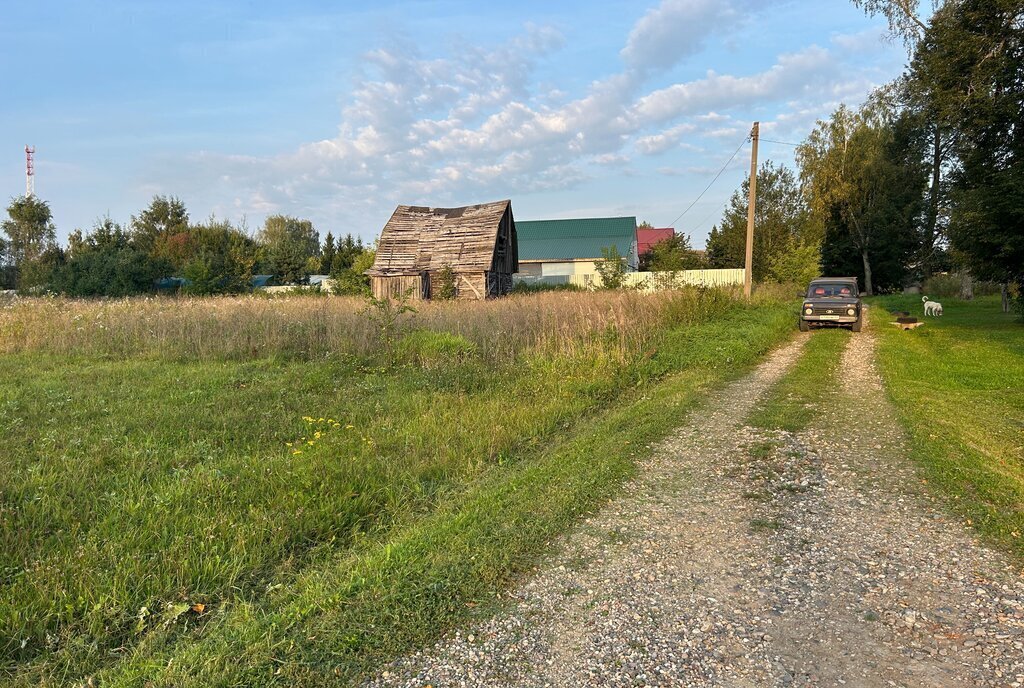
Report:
2,196,57,288
183,218,258,295
130,196,190,259
705,161,814,281
852,2,955,280
258,215,319,284
911,0,1024,306
797,100,928,293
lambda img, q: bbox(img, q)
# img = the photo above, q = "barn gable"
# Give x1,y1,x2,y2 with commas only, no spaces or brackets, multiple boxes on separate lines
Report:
366,199,517,300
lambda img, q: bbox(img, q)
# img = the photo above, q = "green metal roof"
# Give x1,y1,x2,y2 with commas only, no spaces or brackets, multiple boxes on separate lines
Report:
516,217,637,261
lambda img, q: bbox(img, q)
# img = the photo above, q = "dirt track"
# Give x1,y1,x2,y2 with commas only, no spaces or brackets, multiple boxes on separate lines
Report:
368,326,1024,687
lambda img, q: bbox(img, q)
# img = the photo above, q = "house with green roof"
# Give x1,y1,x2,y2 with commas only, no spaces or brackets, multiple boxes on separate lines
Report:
514,216,638,283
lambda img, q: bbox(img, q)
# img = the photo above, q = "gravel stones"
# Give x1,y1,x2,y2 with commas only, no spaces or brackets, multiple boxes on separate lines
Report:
366,328,1023,688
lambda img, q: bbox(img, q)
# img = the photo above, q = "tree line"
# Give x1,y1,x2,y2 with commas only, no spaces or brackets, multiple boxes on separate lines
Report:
702,0,1021,309
0,195,376,296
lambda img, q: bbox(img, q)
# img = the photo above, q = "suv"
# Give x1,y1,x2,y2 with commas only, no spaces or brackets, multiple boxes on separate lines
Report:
799,277,863,332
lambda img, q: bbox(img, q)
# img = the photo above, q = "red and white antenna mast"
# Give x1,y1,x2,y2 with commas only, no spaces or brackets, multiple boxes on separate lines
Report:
25,145,35,198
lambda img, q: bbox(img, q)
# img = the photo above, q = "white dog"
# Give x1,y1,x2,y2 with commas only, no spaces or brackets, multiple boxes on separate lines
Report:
922,296,943,316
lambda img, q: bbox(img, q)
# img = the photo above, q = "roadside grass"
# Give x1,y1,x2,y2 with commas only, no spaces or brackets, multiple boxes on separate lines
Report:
871,295,1024,559
93,304,794,687
1,292,795,685
748,328,850,432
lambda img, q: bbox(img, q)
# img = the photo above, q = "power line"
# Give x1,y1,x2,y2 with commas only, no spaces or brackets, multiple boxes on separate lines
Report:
666,136,748,229
691,204,724,234
759,138,801,147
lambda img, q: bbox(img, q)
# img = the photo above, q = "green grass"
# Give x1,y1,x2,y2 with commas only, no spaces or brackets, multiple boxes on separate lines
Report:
872,295,1024,559
1,296,795,685
748,328,850,432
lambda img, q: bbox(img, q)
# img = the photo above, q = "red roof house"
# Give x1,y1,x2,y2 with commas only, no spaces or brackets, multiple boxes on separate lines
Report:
637,227,675,256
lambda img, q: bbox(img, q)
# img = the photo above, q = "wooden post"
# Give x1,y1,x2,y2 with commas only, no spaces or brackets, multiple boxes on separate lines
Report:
744,122,759,300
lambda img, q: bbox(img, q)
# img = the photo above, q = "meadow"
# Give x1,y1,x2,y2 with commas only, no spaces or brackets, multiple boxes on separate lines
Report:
0,287,796,685
872,295,1024,559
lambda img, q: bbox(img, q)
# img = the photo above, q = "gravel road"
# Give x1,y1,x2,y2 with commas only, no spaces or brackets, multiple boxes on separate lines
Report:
366,325,1024,687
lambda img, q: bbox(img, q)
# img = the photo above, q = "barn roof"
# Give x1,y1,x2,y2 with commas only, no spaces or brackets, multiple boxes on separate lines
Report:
516,216,637,262
367,199,512,275
637,227,675,255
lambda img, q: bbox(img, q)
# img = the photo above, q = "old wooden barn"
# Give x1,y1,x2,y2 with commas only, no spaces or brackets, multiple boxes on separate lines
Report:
366,200,518,300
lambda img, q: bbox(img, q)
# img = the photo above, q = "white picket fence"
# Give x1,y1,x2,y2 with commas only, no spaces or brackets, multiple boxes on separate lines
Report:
516,268,745,291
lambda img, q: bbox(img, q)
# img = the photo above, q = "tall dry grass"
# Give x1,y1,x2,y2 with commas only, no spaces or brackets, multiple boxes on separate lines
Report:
0,288,752,362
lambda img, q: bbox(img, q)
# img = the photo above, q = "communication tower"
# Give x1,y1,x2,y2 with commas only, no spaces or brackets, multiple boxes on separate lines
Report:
25,145,35,197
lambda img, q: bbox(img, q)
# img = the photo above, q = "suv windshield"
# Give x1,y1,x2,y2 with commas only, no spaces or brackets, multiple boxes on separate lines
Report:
807,283,855,298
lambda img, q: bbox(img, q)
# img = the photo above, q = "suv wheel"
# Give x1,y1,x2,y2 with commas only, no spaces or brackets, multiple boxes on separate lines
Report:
798,318,810,332
851,316,863,332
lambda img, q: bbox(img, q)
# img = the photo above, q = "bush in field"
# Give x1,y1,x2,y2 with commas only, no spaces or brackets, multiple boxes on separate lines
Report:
331,249,375,296
434,266,457,300
361,289,416,363
594,245,627,289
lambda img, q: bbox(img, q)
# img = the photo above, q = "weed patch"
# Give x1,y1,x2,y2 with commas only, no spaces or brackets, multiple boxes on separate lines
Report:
748,329,849,432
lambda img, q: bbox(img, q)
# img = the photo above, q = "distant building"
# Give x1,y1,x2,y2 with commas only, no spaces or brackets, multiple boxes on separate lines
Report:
515,216,638,282
154,276,190,292
366,199,518,300
637,226,675,257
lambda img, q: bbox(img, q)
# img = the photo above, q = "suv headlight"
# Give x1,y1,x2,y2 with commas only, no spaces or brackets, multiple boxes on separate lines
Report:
847,308,856,316
804,307,813,315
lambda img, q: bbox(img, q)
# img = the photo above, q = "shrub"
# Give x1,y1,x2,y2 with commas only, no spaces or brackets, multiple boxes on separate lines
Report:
921,272,1001,298
360,290,417,364
330,249,375,296
594,245,627,289
767,240,821,286
434,266,457,300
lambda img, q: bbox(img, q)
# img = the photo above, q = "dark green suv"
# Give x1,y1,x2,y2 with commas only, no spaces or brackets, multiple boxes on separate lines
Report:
799,277,863,332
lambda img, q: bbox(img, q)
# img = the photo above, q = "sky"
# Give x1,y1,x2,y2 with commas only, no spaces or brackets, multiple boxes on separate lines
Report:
0,0,909,248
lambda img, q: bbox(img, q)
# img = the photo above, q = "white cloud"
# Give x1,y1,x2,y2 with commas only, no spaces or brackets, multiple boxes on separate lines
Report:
621,0,740,72
153,3,899,238
633,45,834,123
635,122,697,155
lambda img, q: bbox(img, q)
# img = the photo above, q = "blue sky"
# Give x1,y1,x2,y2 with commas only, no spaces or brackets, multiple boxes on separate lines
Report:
0,0,908,247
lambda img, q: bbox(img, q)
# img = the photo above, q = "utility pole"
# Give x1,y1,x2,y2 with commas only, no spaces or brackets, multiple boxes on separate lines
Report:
743,122,758,299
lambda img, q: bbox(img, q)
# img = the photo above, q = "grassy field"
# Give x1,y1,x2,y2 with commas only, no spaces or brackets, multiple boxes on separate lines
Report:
0,288,796,685
872,295,1024,559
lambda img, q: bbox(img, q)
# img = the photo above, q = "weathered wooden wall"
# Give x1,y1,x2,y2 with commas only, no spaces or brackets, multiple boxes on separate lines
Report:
370,274,426,301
